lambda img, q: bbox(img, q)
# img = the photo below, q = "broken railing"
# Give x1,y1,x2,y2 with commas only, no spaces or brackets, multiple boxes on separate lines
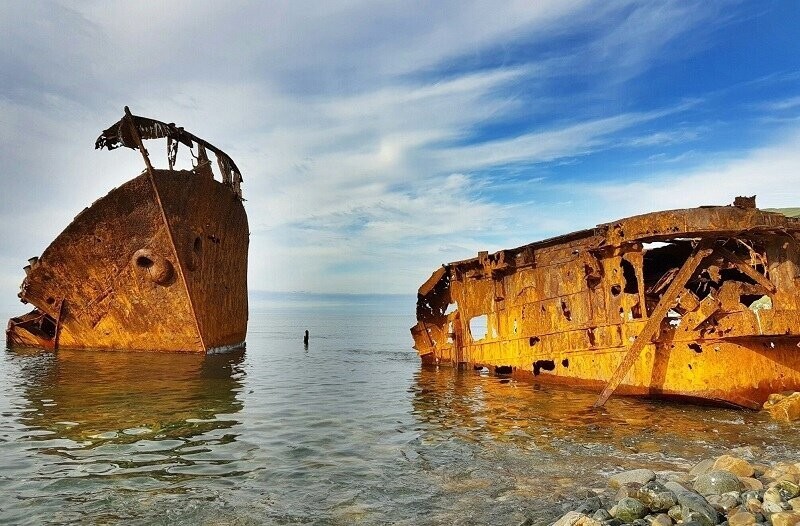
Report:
95,107,244,199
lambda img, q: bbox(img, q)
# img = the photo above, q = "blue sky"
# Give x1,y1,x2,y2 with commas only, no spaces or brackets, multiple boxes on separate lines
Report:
1,1,800,303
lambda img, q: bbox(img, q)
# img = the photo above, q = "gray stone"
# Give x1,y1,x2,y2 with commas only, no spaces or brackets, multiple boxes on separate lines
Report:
656,470,691,483
690,459,716,477
575,497,604,515
676,491,720,526
741,490,764,502
612,497,648,522
610,470,657,489
665,481,692,495
706,493,740,513
694,470,744,496
635,481,678,512
592,509,612,521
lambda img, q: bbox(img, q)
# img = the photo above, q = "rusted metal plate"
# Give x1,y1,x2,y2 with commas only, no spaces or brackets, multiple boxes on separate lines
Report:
7,109,248,353
412,198,800,408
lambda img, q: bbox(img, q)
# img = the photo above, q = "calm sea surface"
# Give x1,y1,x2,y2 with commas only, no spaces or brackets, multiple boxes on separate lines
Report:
2,296,800,525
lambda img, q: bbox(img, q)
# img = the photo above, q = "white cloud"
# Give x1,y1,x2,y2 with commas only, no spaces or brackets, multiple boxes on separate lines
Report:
0,0,780,302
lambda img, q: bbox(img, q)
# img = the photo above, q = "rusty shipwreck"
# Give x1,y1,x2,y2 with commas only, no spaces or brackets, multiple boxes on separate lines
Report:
412,198,800,408
7,108,248,353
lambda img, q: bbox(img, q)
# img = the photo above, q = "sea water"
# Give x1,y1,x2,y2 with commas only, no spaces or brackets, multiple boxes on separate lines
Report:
1,295,799,525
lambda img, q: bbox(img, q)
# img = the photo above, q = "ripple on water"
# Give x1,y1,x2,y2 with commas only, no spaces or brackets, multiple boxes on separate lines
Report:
2,310,800,524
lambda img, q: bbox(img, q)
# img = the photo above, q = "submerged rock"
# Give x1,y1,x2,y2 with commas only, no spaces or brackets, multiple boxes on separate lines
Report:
763,392,800,422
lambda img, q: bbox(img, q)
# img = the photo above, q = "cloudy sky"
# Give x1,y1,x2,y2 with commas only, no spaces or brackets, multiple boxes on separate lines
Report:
2,1,800,305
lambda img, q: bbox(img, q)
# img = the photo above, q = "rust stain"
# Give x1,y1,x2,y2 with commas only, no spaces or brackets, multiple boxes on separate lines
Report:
7,108,249,353
411,197,800,408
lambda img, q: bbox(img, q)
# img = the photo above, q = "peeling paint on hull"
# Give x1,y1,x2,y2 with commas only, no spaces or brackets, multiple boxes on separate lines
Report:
412,198,800,408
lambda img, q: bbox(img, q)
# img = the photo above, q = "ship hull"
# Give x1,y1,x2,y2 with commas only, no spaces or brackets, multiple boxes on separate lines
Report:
412,203,800,408
7,169,248,353
418,336,800,409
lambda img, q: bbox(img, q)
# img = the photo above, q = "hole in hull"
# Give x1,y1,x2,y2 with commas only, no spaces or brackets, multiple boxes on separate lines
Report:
533,360,555,376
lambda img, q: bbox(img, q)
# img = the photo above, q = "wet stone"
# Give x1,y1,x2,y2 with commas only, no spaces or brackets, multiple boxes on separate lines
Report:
667,504,683,521
650,513,673,526
635,481,678,512
615,482,645,501
771,511,800,526
744,498,763,514
665,480,692,495
612,497,647,522
676,491,720,526
575,497,604,515
611,497,647,522
764,486,784,504
741,490,764,502
738,477,764,491
706,492,740,513
592,509,612,521
713,455,755,478
690,459,716,477
609,469,656,489
694,470,744,496
552,511,585,526
727,511,757,526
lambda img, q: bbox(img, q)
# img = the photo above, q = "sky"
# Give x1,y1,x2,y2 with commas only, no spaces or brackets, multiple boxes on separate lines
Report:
1,1,800,306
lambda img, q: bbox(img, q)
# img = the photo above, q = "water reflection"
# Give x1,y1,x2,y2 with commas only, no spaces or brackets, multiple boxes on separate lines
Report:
10,348,245,443
411,365,794,467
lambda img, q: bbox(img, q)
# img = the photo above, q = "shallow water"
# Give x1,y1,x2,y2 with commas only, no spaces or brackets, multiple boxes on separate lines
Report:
2,303,800,525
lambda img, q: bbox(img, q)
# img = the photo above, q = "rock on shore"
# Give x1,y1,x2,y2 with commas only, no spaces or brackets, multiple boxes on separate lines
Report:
549,453,800,526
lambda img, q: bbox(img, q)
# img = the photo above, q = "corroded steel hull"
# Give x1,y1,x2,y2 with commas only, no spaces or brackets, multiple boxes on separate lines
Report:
7,169,249,352
412,200,800,408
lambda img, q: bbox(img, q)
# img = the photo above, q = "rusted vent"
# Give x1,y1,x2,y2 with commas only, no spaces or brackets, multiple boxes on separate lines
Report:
132,249,174,285
136,255,154,269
